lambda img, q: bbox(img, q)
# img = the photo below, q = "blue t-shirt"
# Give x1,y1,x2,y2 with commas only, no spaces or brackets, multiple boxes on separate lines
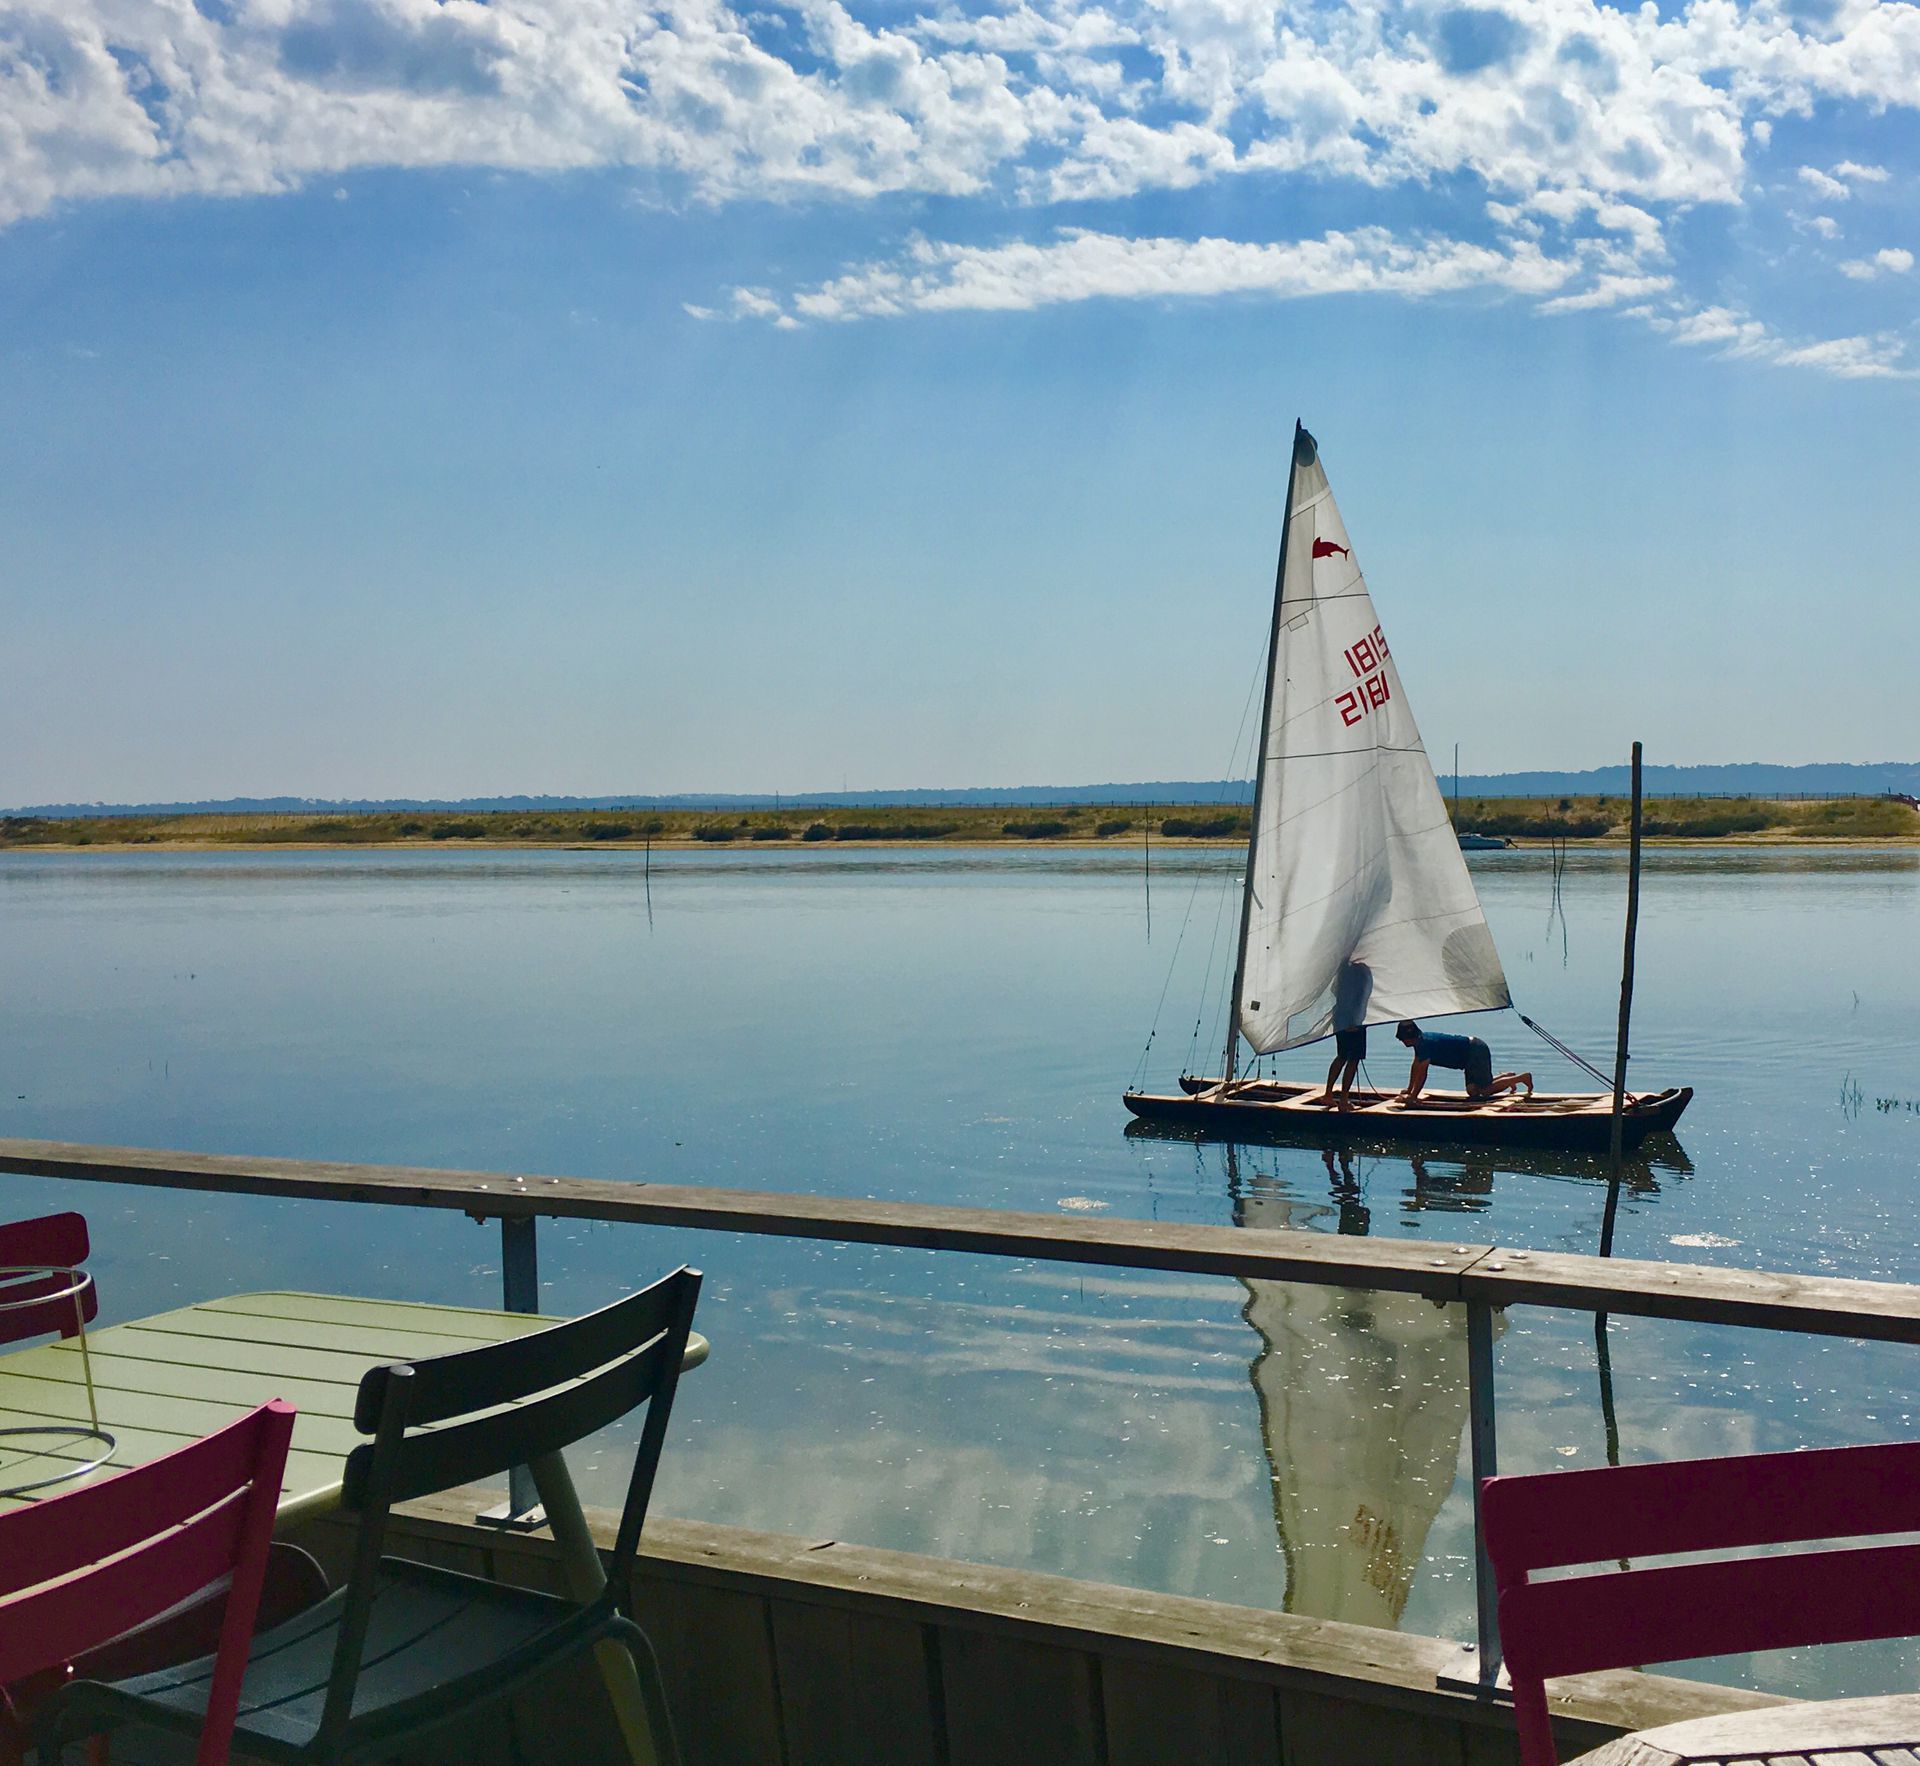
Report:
1414,1031,1476,1070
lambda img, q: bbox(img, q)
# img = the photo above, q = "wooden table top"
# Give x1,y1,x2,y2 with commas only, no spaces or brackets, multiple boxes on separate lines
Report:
1572,1691,1920,1764
0,1289,707,1520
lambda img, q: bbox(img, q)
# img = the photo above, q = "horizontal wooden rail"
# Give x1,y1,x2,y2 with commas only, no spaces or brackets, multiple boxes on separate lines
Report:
6,1138,1920,1341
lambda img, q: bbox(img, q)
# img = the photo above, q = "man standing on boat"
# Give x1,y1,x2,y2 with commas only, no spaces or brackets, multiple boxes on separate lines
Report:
1393,1022,1532,1102
1314,960,1373,1110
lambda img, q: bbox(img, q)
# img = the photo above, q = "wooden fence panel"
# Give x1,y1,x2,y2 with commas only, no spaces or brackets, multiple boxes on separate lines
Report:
1279,1685,1466,1766
632,1580,784,1766
940,1630,1105,1766
770,1601,941,1766
1103,1659,1281,1766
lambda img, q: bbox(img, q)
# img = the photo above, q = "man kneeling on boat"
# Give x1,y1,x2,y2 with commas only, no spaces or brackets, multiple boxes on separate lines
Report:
1393,1022,1532,1103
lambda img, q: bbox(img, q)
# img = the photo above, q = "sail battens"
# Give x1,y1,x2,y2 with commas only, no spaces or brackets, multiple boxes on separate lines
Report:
1233,428,1511,1056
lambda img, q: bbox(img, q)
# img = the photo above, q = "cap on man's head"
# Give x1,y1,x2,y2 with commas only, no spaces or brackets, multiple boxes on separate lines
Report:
1395,1020,1420,1043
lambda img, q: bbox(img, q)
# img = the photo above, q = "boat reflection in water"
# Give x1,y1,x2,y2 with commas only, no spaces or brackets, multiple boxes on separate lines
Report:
1126,1129,1687,1630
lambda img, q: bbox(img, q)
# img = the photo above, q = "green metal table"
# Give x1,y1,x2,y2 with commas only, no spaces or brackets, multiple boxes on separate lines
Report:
0,1289,709,1764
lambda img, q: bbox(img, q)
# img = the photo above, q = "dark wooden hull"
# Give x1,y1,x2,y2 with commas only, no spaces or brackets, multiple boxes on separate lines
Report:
1123,1077,1693,1153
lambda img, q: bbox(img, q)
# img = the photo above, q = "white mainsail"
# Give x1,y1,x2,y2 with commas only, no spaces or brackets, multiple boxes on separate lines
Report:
1235,426,1510,1056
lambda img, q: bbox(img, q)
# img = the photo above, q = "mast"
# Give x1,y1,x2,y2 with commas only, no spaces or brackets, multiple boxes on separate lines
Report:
1221,420,1307,1085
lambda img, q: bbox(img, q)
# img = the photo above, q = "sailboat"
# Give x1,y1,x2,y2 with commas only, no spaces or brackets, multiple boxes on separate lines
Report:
1123,424,1691,1154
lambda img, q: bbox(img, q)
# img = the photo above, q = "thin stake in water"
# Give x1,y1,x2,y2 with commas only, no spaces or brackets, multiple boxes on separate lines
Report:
1599,741,1644,1258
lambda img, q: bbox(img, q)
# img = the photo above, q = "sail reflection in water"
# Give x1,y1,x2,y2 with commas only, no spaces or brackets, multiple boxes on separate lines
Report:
1200,1136,1685,1629
1232,1155,1486,1629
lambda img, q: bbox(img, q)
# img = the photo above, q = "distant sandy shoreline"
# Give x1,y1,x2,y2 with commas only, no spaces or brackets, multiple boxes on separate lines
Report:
6,834,1915,854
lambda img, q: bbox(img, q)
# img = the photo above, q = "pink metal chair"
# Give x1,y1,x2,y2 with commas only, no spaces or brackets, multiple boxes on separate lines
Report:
0,1400,296,1766
0,1214,97,1345
1482,1439,1920,1766
0,1212,113,1498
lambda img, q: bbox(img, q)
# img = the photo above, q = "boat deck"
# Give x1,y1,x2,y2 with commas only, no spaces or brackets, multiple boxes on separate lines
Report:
1123,1077,1693,1151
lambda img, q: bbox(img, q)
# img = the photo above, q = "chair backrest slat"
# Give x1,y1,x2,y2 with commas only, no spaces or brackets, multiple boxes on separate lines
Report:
1483,1437,1920,1766
0,1402,295,1697
341,1333,672,1509
0,1404,276,1591
0,1490,251,1684
1484,1439,1920,1572
1502,1538,1920,1682
0,1213,98,1345
352,1277,687,1430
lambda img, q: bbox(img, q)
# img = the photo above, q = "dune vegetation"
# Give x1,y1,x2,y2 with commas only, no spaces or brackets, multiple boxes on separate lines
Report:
0,795,1911,848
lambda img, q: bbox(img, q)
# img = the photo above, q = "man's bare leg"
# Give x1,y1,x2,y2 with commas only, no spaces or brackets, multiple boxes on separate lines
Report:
1313,1054,1344,1106
1335,1058,1360,1110
1471,1071,1535,1101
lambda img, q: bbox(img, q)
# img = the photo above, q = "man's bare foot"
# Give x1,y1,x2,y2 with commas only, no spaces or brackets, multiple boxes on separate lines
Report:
1521,1074,1535,1098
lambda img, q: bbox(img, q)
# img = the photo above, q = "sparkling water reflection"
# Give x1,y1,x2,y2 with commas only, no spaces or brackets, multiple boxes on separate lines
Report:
1,843,1916,1697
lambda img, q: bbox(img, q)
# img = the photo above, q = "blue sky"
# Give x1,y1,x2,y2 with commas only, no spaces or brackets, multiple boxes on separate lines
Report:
2,0,1915,803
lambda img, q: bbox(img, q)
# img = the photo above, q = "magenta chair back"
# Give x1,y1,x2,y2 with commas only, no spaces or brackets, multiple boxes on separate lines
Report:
1482,1438,1920,1766
0,1213,97,1345
0,1400,296,1766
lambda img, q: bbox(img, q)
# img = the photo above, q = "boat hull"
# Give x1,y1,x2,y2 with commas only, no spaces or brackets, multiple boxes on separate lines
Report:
1123,1077,1692,1153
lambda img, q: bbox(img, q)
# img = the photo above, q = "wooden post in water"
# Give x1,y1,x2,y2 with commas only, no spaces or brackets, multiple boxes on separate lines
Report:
1599,742,1644,1258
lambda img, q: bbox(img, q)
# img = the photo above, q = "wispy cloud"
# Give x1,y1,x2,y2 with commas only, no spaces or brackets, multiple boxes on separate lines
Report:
717,226,1577,323
1642,304,1913,380
700,222,1911,380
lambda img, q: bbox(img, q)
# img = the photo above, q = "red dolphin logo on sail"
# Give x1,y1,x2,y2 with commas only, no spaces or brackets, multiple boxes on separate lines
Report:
1312,538,1350,560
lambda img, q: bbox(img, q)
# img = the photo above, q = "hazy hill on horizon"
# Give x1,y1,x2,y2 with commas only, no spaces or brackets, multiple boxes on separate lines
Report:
9,761,1919,818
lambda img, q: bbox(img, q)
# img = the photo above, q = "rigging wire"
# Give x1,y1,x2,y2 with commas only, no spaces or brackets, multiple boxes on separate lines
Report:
1132,637,1269,1086
1186,864,1235,1075
1129,870,1212,1089
1517,1013,1616,1089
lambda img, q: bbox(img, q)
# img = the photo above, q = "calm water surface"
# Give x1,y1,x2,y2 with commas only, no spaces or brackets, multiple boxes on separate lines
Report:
2,844,1917,1696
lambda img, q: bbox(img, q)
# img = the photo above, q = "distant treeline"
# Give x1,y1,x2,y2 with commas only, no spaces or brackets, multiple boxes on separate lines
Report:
2,795,1912,849
11,760,1918,819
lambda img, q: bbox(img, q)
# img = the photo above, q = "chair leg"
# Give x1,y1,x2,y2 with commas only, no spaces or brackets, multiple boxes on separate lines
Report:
607,1620,681,1766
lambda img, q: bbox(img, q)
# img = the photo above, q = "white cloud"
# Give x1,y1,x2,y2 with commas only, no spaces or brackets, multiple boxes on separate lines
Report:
1797,160,1893,203
3,0,1914,229
4,0,1918,383
761,226,1576,322
1838,246,1915,280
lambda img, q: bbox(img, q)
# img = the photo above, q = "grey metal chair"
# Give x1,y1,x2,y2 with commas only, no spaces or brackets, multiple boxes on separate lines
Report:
43,1265,702,1765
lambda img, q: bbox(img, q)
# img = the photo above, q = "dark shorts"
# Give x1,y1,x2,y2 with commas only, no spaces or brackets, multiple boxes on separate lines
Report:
1335,1026,1366,1062
1463,1038,1493,1089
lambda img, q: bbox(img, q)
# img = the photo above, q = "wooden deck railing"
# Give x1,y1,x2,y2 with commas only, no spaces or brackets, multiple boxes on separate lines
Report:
5,1134,1919,1695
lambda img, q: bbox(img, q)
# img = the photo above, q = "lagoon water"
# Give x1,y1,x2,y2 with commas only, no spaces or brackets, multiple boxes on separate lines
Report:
2,843,1917,1696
